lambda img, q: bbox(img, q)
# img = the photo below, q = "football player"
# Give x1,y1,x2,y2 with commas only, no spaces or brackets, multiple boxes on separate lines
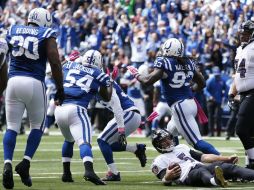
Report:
127,38,219,155
0,35,8,95
44,65,57,135
151,80,171,132
3,8,64,189
228,20,254,169
151,129,254,187
54,50,112,185
97,71,146,181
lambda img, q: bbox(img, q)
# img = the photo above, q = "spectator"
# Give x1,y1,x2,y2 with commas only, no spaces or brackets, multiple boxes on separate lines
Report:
204,67,227,137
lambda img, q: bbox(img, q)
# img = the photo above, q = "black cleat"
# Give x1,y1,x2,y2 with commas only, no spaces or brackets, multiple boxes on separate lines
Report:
62,173,74,182
102,171,121,181
15,160,32,187
215,166,228,188
135,144,147,167
2,163,14,189
84,172,106,185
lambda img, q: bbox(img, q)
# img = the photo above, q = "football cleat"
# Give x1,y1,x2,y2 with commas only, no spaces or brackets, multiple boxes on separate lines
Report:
215,166,228,188
2,163,14,189
84,172,106,185
15,160,32,187
62,173,74,183
102,171,121,181
135,144,147,167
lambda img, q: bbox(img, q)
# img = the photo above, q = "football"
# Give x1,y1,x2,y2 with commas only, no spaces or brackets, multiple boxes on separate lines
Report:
168,163,180,170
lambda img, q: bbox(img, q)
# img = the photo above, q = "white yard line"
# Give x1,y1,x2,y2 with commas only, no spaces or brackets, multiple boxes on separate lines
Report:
13,170,151,176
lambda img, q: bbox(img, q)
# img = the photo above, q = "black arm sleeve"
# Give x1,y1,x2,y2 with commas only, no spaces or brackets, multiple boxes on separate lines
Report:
190,149,203,162
157,169,166,180
157,169,172,186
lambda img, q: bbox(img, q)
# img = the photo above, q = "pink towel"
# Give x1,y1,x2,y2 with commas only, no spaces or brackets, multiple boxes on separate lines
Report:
194,98,208,124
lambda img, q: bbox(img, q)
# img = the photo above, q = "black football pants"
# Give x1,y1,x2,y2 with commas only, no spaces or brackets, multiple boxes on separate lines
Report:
235,94,254,150
184,161,254,187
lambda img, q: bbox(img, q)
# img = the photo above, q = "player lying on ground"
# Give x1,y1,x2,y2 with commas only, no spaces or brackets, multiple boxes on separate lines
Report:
151,129,254,188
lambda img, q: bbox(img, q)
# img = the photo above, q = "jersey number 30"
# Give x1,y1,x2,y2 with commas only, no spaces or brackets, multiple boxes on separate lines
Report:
64,70,93,93
10,35,39,60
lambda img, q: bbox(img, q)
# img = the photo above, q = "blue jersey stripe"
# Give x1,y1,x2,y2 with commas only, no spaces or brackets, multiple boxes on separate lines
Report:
89,50,96,65
174,101,195,144
81,108,91,144
77,107,86,143
178,101,198,142
42,28,51,37
46,29,55,38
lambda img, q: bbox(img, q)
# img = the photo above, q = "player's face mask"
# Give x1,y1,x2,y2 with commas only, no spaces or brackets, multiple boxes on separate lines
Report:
152,129,175,153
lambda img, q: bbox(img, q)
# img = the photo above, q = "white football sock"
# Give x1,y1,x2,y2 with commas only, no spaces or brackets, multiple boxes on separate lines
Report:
108,163,118,175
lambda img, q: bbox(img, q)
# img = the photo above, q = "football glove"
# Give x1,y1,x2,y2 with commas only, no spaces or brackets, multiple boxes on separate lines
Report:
106,66,119,80
127,66,140,78
111,66,119,80
68,50,80,61
118,128,127,147
228,94,239,111
55,88,65,106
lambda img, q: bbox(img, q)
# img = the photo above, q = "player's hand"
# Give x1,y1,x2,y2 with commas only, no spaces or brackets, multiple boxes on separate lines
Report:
227,154,238,164
166,163,181,181
127,66,140,78
54,88,65,106
118,128,127,147
228,94,239,111
68,50,80,61
111,66,119,80
106,66,119,80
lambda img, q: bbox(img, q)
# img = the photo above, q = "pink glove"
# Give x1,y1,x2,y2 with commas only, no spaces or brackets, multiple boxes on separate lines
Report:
106,68,111,76
111,66,119,80
140,111,159,125
194,98,208,124
147,111,159,122
127,66,140,78
69,50,80,61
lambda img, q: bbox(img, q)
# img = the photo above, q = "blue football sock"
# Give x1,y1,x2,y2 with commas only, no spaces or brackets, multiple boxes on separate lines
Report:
3,129,18,161
62,141,74,158
24,129,43,158
79,143,93,159
194,140,220,155
97,139,114,164
45,115,55,129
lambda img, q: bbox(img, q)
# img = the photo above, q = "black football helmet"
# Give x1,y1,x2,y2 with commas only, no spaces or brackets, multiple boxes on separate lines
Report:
238,20,254,44
151,129,175,153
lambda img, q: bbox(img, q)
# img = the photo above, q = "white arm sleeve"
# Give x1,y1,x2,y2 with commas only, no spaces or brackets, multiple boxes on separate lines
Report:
110,88,125,130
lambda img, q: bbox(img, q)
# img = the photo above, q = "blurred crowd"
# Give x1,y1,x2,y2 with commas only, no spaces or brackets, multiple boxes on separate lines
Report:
0,0,253,137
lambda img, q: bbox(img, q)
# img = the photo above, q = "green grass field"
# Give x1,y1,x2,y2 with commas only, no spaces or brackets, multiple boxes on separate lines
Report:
0,131,253,190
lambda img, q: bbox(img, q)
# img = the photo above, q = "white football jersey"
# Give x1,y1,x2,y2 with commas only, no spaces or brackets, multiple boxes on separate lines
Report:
235,42,254,93
0,37,8,69
151,144,202,182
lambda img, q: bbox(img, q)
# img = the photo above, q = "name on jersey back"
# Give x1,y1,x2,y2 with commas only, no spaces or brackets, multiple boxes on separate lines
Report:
16,28,39,35
175,64,192,71
64,62,94,75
